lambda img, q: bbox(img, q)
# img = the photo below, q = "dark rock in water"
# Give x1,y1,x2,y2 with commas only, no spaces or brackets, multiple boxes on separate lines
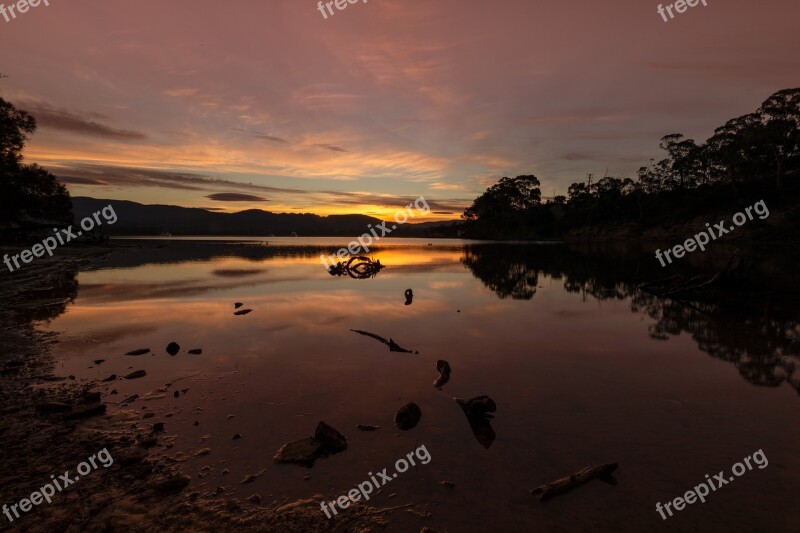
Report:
125,348,150,356
234,302,244,309
273,437,324,467
315,421,347,452
65,404,107,420
395,402,422,430
234,309,252,316
274,421,348,467
456,395,496,417
93,359,105,365
434,360,451,389
166,342,180,356
125,370,147,380
356,424,380,431
404,288,414,305
188,349,202,355
36,402,71,413
455,396,497,449
153,422,165,433
102,374,117,382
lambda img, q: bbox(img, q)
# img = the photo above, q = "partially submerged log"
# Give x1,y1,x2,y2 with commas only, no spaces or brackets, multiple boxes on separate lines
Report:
350,329,418,353
530,463,619,501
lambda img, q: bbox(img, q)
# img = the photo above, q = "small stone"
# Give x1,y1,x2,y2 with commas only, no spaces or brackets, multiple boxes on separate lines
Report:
93,359,105,365
102,374,117,382
194,421,200,426
356,424,380,431
395,402,422,430
234,309,252,316
125,349,150,356
194,448,211,457
174,391,180,398
166,342,180,356
439,481,455,489
124,370,146,380
233,433,242,440
143,412,155,419
216,486,225,494
188,349,202,355
246,494,261,504
153,422,165,433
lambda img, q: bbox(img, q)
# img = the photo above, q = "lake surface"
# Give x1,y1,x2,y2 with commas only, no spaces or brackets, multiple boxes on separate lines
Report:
41,239,800,532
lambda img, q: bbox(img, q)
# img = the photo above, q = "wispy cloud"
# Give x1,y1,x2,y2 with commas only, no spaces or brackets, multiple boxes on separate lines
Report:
19,101,147,141
206,193,267,202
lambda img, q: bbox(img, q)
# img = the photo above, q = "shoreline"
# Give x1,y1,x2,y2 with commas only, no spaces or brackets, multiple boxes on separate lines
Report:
0,250,401,532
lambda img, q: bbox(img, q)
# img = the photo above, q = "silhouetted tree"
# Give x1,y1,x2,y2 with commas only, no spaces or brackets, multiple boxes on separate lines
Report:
0,97,72,228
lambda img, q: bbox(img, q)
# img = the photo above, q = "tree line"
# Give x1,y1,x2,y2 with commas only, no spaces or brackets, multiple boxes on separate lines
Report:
462,88,800,239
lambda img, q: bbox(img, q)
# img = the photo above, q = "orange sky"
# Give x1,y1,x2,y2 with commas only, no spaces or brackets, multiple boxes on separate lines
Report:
1,0,798,220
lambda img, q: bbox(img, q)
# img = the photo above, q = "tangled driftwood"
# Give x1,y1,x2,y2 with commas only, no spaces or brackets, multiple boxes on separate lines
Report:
328,255,385,279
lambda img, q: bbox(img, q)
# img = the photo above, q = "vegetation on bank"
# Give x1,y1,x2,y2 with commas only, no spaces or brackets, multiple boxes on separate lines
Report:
460,88,800,240
0,97,72,234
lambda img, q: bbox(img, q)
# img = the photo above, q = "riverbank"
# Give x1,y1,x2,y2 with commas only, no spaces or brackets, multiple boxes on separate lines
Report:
0,248,401,532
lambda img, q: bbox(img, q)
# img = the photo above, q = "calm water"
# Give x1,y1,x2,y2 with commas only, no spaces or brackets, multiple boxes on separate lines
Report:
41,239,800,532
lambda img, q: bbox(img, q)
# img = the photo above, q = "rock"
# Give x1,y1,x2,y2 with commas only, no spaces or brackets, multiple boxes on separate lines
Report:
174,391,180,398
395,402,422,430
434,360,451,389
153,422,165,433
153,474,191,494
404,288,414,305
356,424,380,431
144,412,155,419
82,391,102,403
194,448,211,457
225,500,241,512
314,421,347,452
102,374,117,382
456,395,496,418
233,433,242,440
234,309,252,316
65,404,107,420
122,394,139,404
36,402,72,413
124,370,147,380
125,348,150,356
216,486,225,494
140,436,158,448
188,349,202,355
234,302,243,309
93,359,105,365
246,494,262,504
193,420,200,426
273,437,324,467
166,342,180,356
439,481,455,489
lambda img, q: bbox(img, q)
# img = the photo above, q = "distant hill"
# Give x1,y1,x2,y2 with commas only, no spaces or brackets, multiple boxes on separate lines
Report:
72,197,459,237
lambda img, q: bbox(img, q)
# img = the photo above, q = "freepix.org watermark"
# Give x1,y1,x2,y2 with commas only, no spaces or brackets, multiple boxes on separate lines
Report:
657,0,708,23
3,448,114,524
655,200,768,267
1,0,49,24
3,204,118,273
319,196,430,271
655,449,768,521
320,444,431,519
316,0,368,20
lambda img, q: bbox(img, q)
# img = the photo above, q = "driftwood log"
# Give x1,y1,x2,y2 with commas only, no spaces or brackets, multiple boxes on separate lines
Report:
530,463,618,501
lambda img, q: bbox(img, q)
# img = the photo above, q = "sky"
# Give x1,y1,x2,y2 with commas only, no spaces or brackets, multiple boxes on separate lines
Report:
1,0,798,220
